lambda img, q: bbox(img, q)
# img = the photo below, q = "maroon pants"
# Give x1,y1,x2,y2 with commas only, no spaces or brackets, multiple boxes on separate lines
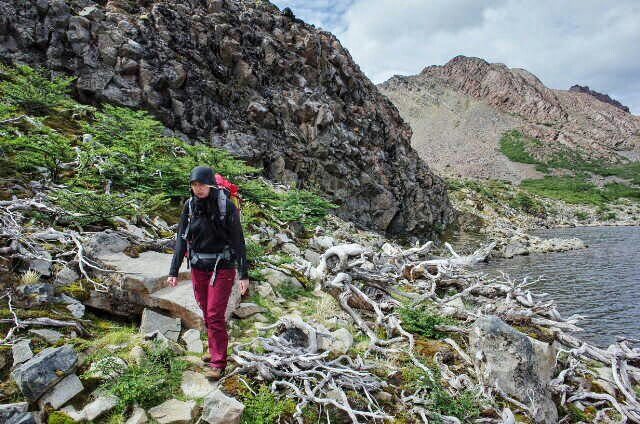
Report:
191,267,236,369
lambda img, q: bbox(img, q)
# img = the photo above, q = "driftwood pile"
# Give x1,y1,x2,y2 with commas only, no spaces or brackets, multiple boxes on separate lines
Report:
229,238,640,423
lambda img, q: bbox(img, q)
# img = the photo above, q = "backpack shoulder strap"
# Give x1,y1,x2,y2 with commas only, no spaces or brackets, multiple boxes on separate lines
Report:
181,197,193,240
217,189,228,222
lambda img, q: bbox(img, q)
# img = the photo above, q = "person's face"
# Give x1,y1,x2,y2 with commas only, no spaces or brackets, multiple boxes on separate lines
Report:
191,181,211,199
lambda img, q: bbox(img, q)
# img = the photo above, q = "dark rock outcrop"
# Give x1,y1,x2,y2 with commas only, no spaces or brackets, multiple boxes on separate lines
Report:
11,345,77,402
569,84,630,113
0,0,454,236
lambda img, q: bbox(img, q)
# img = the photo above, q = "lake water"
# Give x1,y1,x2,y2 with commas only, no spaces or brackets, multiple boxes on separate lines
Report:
462,226,640,347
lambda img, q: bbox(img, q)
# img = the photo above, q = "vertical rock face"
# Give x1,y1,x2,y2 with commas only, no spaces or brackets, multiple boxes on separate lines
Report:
0,0,454,236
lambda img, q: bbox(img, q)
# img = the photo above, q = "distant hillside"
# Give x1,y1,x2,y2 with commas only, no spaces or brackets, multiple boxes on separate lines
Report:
379,56,640,182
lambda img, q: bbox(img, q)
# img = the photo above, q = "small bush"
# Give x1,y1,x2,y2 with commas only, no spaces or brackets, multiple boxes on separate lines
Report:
241,385,296,424
402,363,482,422
50,188,168,225
98,341,187,412
398,305,456,339
575,211,589,221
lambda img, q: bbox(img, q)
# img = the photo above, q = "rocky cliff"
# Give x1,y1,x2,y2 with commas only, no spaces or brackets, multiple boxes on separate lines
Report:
0,0,454,235
569,84,630,113
379,56,640,181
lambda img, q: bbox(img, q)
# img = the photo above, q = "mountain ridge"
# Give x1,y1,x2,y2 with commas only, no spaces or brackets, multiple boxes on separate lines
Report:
379,55,640,181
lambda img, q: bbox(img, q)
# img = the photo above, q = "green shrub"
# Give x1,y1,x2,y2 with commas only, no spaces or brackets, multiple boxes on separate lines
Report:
509,191,545,215
398,306,456,339
241,385,296,424
98,341,187,412
0,64,75,115
521,176,640,205
276,282,311,300
402,364,482,422
2,127,75,182
575,211,589,221
50,188,168,225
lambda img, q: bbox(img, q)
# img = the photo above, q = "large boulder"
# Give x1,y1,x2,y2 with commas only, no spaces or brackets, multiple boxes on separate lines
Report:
11,345,77,402
201,389,244,424
0,0,455,236
469,316,557,423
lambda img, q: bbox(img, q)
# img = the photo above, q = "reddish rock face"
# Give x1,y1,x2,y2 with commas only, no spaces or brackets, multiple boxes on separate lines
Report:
419,56,640,157
569,85,630,113
0,0,455,236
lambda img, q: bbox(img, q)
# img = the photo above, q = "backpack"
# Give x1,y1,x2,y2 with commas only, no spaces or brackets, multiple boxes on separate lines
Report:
215,173,242,210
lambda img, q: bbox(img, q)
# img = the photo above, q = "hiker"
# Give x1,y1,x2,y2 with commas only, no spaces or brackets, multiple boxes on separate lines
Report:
166,165,249,380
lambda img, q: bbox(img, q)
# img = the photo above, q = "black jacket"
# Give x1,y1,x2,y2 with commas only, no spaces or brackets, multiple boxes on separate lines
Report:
169,191,248,279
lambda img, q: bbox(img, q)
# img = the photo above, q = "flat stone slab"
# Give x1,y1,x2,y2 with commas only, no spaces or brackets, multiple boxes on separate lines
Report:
181,371,217,399
100,251,188,294
140,308,181,342
149,281,203,329
232,303,266,319
11,345,77,401
38,374,83,409
0,403,28,422
29,328,64,344
62,394,118,422
149,399,199,424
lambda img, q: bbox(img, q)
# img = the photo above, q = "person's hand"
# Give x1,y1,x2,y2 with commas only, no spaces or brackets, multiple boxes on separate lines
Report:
239,278,249,295
167,276,178,287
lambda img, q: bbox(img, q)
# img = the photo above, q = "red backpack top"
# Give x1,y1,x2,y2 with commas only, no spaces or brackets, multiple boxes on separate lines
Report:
215,173,241,210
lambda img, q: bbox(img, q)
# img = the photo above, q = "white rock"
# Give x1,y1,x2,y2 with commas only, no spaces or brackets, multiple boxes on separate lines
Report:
62,394,118,422
317,328,353,354
149,399,199,424
181,329,204,354
181,371,217,398
255,282,277,300
130,346,146,365
125,406,148,424
38,374,83,409
310,235,336,251
201,389,244,424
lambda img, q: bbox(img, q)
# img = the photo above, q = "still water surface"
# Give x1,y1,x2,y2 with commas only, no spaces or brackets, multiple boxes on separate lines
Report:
458,226,640,347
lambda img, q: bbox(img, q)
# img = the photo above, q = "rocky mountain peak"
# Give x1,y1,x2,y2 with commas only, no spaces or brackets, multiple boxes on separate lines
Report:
0,0,455,236
569,84,630,113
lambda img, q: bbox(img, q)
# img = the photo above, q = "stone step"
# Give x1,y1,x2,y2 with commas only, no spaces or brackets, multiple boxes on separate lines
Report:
148,281,203,330
85,251,190,318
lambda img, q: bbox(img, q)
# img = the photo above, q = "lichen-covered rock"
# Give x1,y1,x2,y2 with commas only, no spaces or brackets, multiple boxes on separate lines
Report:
469,316,557,424
0,0,454,236
11,344,77,401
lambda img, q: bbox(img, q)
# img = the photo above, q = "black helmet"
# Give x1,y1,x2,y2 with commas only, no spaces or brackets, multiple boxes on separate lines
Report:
189,166,215,186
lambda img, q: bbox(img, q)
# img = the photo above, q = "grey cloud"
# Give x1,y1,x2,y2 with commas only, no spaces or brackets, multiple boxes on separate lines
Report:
275,0,640,114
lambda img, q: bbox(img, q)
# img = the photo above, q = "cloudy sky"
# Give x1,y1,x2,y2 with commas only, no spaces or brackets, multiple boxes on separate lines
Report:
272,0,640,114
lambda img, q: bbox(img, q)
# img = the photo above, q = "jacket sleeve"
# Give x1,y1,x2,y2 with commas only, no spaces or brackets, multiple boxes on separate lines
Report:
228,202,249,279
169,201,189,277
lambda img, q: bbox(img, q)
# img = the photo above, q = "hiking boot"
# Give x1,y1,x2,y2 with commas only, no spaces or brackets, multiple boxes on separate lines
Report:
205,367,224,380
201,352,211,363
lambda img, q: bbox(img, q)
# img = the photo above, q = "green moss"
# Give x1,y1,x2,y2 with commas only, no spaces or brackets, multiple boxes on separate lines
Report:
47,411,75,424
